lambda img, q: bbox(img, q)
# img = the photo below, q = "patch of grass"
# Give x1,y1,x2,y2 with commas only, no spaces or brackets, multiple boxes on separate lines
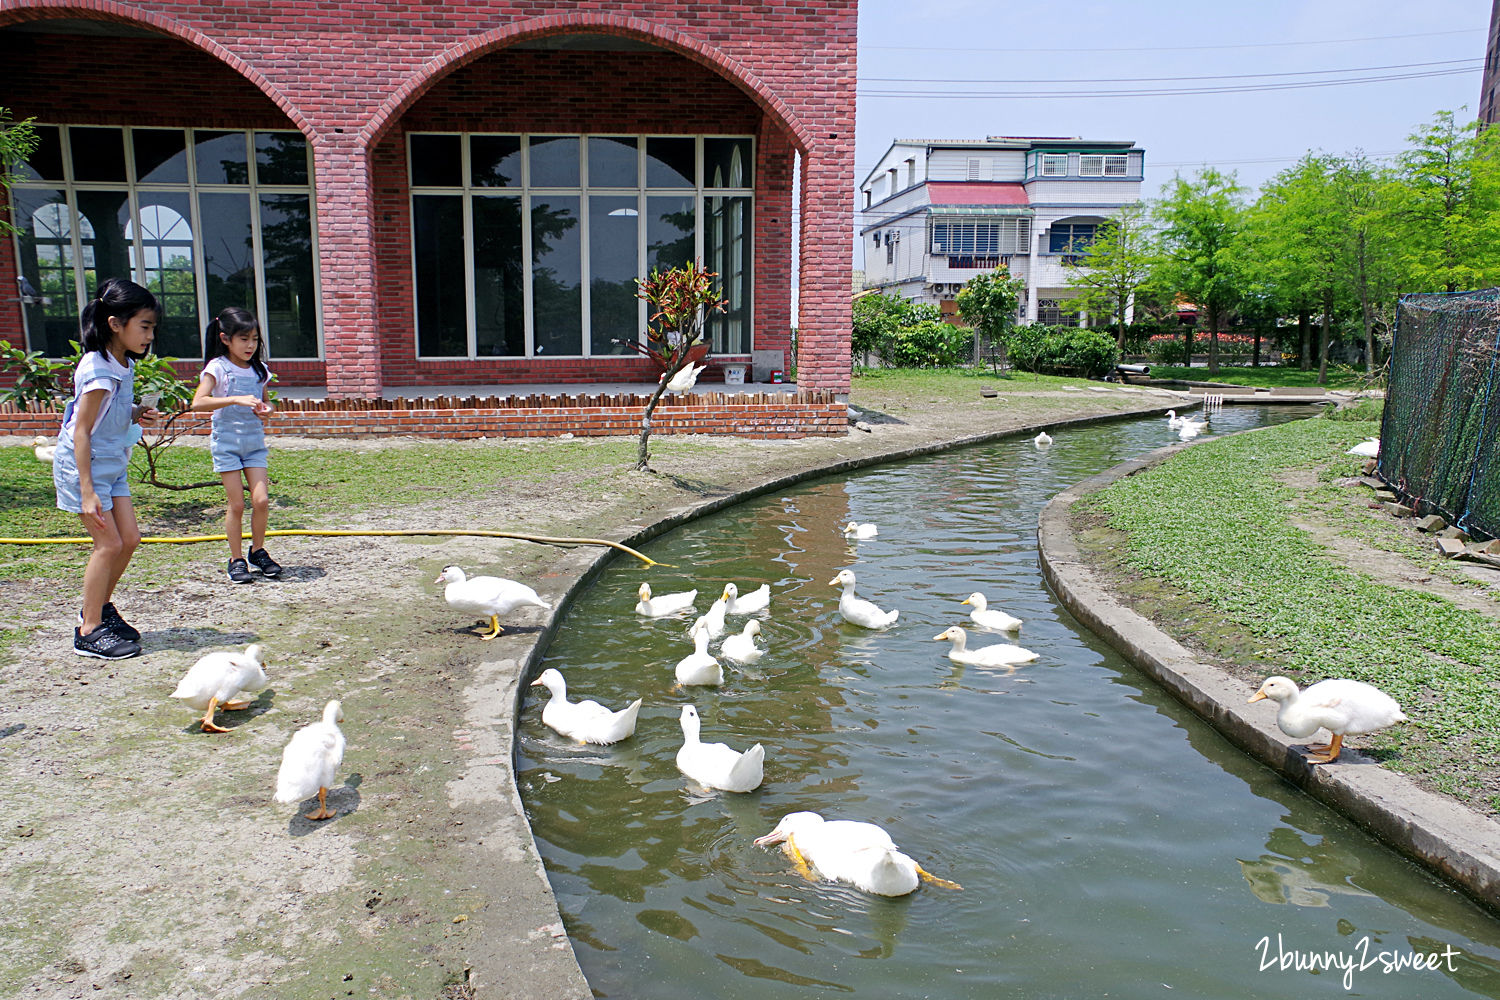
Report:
1322,398,1384,421
1080,412,1500,810
1146,364,1367,389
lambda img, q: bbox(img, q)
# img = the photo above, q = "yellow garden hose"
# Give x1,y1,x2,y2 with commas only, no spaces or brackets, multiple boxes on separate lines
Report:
0,528,667,567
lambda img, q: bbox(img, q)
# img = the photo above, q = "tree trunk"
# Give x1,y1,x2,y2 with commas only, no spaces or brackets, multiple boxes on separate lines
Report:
1252,325,1262,367
636,377,672,471
1298,310,1311,371
1355,235,1375,373
1183,325,1194,368
1207,311,1220,374
1316,291,1332,386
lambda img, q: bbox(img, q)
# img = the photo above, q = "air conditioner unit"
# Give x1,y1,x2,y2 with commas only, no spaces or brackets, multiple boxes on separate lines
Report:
888,228,901,243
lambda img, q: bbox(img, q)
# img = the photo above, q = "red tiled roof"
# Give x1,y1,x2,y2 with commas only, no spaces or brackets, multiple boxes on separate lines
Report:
926,182,1029,206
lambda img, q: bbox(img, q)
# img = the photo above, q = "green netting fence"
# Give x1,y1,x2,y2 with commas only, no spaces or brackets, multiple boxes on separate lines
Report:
1379,288,1500,540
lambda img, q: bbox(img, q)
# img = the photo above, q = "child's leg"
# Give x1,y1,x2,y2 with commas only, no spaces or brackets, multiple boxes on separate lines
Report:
245,468,271,552
79,510,125,634
101,497,142,603
222,471,246,560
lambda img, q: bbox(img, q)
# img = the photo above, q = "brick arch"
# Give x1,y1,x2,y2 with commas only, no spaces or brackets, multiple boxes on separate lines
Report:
0,1,311,138
364,13,811,152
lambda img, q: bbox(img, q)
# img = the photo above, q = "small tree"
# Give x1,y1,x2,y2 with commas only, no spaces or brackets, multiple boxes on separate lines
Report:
956,268,1024,365
0,108,39,240
634,261,726,472
1061,203,1155,350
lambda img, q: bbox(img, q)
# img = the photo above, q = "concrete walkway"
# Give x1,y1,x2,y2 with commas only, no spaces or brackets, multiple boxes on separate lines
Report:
1036,440,1500,915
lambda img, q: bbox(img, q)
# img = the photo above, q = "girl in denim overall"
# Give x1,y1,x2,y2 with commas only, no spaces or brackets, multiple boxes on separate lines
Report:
53,278,161,660
192,307,279,584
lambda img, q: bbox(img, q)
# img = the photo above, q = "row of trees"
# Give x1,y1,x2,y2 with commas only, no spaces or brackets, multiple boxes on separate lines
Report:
1059,109,1500,379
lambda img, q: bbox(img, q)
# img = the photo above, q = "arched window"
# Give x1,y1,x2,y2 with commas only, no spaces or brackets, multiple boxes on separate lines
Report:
128,201,199,354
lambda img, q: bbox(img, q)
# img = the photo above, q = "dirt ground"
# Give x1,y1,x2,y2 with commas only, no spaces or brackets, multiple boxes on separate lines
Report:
0,384,1171,999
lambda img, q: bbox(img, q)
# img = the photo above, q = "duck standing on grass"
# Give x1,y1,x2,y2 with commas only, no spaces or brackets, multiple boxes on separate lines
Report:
1247,676,1406,764
435,565,550,640
32,436,57,463
753,811,962,897
171,643,269,733
274,700,346,821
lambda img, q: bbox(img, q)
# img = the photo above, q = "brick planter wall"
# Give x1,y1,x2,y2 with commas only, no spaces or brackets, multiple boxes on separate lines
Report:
2,391,846,440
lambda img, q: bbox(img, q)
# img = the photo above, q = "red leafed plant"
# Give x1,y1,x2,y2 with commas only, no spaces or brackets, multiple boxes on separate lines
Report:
630,261,727,471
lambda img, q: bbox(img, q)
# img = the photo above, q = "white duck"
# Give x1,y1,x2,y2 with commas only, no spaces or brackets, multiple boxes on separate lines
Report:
1248,676,1406,764
1346,438,1380,458
698,592,729,638
721,619,765,665
843,521,879,540
1165,410,1184,431
170,643,270,733
675,621,724,686
961,592,1022,632
662,362,707,393
1178,420,1205,441
435,565,551,640
933,626,1038,667
1033,431,1053,448
529,667,641,745
274,700,346,821
636,582,698,618
676,705,764,792
32,436,56,463
722,582,771,615
753,811,962,896
828,569,899,629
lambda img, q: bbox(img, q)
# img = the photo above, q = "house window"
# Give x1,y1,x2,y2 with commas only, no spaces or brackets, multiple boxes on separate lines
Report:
10,125,319,359
1048,222,1098,255
1037,298,1080,326
886,238,895,265
864,189,872,209
1040,153,1068,177
409,133,754,359
906,158,917,187
1079,154,1129,177
930,217,1031,267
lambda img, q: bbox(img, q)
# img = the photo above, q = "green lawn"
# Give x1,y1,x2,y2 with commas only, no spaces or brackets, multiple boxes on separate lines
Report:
1080,411,1500,810
1143,364,1370,389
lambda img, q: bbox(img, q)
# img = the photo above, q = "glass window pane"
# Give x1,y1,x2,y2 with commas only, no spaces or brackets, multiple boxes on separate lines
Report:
646,195,694,274
413,195,467,356
704,138,752,188
259,193,318,358
255,132,309,186
473,196,525,356
530,195,581,355
12,188,78,356
70,126,127,183
198,192,255,319
645,137,694,188
705,195,751,354
76,190,132,302
588,196,639,355
471,135,522,188
131,192,199,357
587,137,637,188
16,125,64,182
528,136,579,188
133,129,189,185
410,134,462,187
194,131,249,185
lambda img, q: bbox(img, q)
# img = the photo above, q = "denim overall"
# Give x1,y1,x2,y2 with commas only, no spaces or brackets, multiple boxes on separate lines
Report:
208,362,269,473
53,363,134,513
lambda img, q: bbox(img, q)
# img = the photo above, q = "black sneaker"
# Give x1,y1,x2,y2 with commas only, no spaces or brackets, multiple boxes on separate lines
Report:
247,547,283,579
228,558,254,584
74,624,140,660
77,604,141,643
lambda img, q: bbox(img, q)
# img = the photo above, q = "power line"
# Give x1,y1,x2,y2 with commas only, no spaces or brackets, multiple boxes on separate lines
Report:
857,65,1479,100
859,27,1483,55
862,57,1479,86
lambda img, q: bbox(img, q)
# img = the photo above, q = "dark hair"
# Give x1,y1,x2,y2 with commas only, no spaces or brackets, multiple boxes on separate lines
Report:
204,306,268,382
80,278,159,360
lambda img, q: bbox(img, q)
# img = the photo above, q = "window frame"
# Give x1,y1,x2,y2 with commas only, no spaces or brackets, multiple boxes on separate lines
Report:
1039,153,1069,177
406,132,755,361
8,124,322,361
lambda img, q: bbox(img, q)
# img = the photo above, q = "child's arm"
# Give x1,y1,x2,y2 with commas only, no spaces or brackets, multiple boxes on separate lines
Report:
191,372,261,413
71,388,110,528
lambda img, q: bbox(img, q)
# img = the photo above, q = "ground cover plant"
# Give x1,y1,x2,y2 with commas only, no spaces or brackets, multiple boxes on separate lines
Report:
1078,412,1500,812
1142,364,1366,389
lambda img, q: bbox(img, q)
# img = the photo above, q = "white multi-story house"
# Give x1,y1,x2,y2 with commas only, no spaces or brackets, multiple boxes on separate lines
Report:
857,136,1144,325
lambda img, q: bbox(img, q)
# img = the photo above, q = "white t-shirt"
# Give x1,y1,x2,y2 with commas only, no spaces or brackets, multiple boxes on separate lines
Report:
60,350,133,437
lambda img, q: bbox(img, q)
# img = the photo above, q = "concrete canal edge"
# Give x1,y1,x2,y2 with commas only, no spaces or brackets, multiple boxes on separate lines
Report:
459,402,1190,998
1036,443,1500,917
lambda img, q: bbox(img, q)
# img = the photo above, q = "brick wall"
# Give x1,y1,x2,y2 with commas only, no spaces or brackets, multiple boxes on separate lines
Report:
1,391,847,440
0,2,855,396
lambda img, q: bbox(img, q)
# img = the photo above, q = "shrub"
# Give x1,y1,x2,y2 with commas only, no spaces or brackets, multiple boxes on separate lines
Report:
1009,325,1120,379
883,319,973,368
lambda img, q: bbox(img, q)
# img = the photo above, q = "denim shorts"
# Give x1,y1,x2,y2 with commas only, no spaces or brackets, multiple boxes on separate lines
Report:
54,456,132,513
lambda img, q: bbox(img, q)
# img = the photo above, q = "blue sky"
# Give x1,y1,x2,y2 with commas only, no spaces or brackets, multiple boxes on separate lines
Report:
854,0,1491,200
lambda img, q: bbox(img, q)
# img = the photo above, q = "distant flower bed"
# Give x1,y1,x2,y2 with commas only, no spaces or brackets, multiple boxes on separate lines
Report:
1147,333,1261,364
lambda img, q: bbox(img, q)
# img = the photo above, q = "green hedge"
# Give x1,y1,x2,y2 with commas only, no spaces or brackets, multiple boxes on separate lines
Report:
1007,325,1120,379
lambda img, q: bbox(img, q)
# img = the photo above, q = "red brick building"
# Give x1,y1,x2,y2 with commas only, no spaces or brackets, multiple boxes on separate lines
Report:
0,2,855,397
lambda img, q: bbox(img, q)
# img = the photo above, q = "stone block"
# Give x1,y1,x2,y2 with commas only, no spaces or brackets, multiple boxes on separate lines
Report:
1415,514,1447,533
1436,537,1467,558
1438,526,1469,541
1373,489,1397,502
1383,502,1414,517
1362,458,1379,476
